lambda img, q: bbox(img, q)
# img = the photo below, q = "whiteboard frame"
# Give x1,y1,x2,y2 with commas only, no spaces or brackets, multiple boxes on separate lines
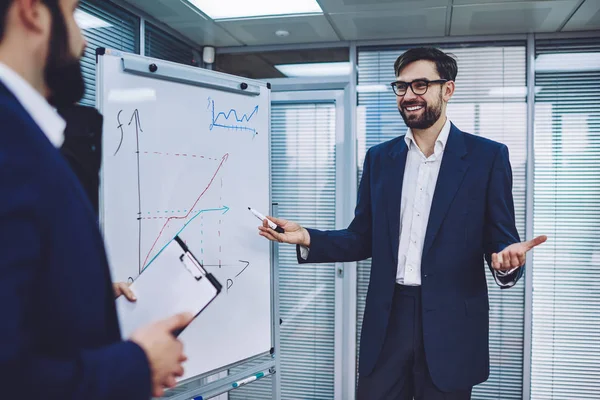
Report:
95,48,278,399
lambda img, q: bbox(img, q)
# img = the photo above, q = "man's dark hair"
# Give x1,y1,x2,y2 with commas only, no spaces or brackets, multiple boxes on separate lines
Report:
394,47,458,81
0,0,13,41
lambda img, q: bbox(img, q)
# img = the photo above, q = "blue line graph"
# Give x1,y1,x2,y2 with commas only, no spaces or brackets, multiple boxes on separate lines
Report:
208,97,258,136
142,205,230,272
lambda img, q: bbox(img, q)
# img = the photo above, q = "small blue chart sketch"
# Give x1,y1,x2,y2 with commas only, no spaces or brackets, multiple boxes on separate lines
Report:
208,97,259,137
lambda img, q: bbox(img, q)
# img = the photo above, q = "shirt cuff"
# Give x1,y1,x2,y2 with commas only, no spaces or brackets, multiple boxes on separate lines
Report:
300,246,309,260
496,266,519,276
492,268,519,288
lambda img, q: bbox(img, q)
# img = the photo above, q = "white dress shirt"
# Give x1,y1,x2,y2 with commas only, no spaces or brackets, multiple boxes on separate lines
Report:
396,119,451,285
300,117,516,287
0,62,65,148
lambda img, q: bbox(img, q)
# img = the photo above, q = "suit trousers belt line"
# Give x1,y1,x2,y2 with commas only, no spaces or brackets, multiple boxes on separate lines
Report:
394,283,421,297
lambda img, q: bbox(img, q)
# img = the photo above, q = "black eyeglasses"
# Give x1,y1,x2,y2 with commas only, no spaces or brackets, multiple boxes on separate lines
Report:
390,79,449,96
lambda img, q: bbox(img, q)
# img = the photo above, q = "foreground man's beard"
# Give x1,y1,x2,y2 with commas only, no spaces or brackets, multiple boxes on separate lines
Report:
44,2,86,107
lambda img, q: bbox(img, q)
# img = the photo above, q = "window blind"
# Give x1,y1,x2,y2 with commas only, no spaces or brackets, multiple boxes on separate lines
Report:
531,37,600,400
230,102,338,399
144,22,196,66
78,0,139,106
356,44,527,399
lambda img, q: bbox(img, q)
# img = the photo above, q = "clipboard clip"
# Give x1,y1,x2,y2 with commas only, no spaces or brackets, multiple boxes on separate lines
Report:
174,236,207,281
179,252,203,281
174,236,223,293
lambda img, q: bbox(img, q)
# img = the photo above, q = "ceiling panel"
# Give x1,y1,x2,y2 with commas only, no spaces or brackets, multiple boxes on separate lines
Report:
316,0,447,13
122,0,242,46
217,15,340,45
329,7,447,40
562,0,600,31
451,1,580,35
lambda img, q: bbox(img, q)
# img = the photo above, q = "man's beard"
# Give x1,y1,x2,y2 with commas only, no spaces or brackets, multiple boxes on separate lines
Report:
44,3,85,107
45,58,85,107
398,92,443,130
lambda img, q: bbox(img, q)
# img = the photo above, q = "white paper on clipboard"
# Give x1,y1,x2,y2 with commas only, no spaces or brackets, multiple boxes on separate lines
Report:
116,236,222,338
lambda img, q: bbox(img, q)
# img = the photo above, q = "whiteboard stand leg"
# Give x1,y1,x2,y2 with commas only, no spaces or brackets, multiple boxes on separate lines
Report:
271,202,282,400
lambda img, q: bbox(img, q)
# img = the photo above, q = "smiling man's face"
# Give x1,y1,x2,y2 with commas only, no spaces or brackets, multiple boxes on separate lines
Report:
395,60,446,130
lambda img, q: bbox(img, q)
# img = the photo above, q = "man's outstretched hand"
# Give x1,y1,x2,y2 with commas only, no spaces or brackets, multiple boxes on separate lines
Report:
491,235,548,271
258,216,311,247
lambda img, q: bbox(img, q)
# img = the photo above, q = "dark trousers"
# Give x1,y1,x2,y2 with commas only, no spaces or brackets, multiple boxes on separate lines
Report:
357,285,472,400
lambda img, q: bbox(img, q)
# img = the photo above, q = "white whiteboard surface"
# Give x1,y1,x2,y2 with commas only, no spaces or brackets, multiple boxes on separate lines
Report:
97,50,272,380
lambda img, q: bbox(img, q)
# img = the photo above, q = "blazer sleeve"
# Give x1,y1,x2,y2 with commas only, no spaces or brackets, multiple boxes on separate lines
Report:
483,144,523,288
297,148,373,264
0,156,151,400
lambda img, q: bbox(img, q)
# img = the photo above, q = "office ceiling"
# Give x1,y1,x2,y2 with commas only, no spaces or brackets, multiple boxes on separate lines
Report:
121,0,599,48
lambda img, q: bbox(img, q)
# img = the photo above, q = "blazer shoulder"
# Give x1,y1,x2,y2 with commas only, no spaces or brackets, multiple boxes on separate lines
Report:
460,130,506,155
366,135,405,158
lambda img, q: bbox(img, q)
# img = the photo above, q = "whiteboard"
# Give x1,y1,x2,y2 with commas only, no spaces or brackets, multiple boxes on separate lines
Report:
96,49,272,380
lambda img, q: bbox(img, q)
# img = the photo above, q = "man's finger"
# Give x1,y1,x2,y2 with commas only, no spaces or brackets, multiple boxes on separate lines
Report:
496,252,505,269
164,375,177,388
174,365,184,377
517,252,526,267
510,252,520,268
162,313,194,332
153,386,165,398
524,235,548,251
491,253,499,270
266,216,286,226
259,230,278,242
121,284,137,301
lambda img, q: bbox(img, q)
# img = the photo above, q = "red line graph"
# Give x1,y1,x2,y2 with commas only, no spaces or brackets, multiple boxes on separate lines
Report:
141,153,229,268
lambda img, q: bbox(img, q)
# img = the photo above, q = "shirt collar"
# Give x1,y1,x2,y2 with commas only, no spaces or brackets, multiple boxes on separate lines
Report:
0,62,65,148
404,117,452,156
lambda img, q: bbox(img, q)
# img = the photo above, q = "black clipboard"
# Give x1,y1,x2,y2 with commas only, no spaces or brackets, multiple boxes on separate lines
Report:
116,235,222,338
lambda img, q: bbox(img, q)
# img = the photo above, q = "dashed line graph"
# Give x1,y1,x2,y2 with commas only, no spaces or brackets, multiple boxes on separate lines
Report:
208,97,259,137
141,152,230,271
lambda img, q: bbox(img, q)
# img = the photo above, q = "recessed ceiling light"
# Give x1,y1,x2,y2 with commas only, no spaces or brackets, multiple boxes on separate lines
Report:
275,30,290,37
187,0,323,20
275,62,351,78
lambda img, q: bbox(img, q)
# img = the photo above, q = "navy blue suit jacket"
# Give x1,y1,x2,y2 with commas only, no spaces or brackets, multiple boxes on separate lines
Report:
0,83,151,399
299,123,521,392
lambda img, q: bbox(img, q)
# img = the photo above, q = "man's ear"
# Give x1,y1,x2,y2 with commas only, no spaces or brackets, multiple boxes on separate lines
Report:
15,0,49,34
443,80,455,102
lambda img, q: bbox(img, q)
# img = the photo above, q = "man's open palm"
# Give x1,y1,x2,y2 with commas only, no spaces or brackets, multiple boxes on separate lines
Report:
491,235,547,271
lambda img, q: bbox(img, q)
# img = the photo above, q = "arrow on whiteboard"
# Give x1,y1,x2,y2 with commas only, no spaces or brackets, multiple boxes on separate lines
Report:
142,205,231,272
128,109,143,132
235,260,250,277
128,108,144,273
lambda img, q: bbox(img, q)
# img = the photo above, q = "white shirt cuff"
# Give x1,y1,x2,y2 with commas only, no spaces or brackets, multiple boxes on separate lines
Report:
492,268,519,288
300,246,309,260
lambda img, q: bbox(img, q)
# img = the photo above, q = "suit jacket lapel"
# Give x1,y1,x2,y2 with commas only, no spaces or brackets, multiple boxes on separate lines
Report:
422,124,469,258
385,137,408,267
